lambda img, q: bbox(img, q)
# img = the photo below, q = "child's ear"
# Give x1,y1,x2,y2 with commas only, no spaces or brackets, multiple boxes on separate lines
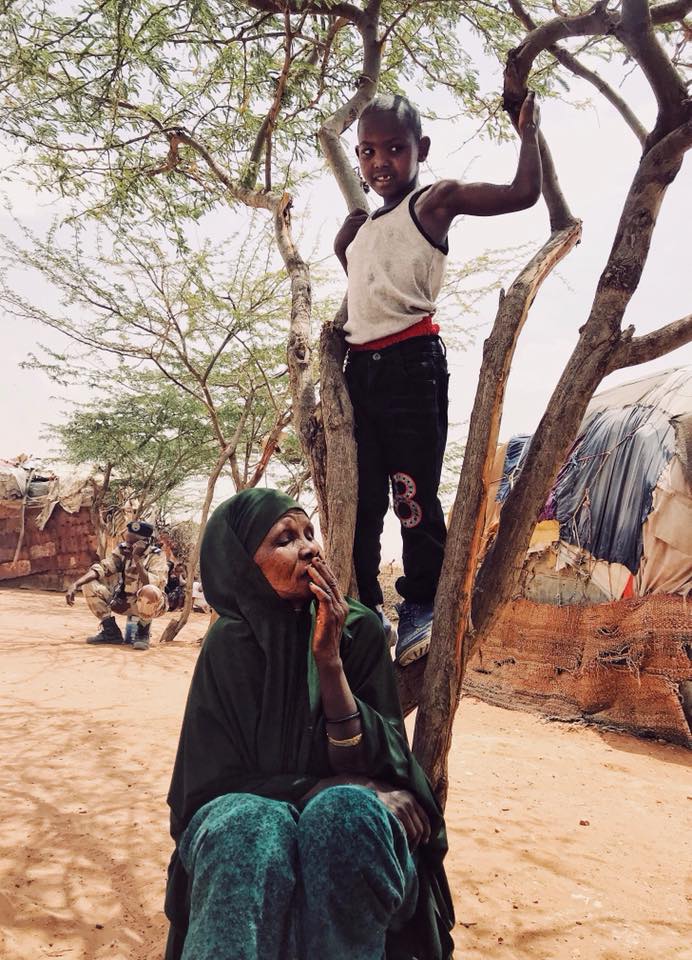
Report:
418,136,431,162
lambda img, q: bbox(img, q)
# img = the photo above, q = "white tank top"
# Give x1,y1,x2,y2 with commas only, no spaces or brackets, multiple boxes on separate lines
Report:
343,185,448,345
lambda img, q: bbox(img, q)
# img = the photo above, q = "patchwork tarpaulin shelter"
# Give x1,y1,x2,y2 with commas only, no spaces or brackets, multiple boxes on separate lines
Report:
0,458,101,589
472,368,692,746
483,366,692,602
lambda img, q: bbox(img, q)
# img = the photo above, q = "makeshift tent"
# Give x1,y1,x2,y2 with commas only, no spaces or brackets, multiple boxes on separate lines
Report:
473,368,692,746
484,366,692,602
0,458,102,589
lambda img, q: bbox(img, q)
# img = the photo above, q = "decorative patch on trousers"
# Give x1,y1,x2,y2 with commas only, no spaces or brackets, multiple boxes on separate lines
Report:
391,472,423,528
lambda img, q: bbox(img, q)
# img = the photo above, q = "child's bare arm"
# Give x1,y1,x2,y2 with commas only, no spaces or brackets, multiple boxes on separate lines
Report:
417,93,543,245
334,208,369,273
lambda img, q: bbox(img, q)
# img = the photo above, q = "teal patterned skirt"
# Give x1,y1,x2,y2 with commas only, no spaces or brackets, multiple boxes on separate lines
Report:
178,785,419,960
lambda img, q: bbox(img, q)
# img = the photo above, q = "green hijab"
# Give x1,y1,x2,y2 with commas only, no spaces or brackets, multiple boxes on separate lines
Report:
170,488,326,836
165,488,454,960
200,487,304,619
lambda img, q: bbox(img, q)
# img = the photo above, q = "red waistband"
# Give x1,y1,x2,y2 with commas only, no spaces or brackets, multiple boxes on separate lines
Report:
347,316,439,352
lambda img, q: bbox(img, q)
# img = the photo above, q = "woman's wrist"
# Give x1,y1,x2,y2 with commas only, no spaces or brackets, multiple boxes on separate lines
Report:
314,653,344,673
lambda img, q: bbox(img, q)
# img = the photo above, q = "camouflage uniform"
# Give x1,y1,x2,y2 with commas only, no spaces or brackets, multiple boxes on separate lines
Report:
83,543,169,624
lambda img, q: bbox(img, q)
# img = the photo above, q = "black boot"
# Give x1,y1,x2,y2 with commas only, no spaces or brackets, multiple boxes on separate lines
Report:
132,621,151,651
86,616,124,645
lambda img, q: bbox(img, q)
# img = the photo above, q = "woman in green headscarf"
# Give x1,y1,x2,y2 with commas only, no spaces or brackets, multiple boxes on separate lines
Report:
164,488,454,960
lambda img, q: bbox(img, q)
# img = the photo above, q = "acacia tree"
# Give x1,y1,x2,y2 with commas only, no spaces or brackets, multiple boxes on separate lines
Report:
1,1,691,801
2,221,304,638
56,382,217,512
54,381,217,551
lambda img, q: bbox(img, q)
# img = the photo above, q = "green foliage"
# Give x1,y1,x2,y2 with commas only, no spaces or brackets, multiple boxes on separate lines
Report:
0,1,501,220
2,0,685,234
2,213,306,500
55,380,215,515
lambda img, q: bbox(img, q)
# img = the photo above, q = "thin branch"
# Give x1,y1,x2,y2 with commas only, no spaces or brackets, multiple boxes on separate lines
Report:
247,408,292,487
609,313,692,370
265,11,295,193
651,0,692,23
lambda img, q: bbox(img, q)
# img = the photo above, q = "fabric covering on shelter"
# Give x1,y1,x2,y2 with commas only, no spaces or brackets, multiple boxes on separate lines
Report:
495,366,692,583
637,457,692,596
554,402,674,572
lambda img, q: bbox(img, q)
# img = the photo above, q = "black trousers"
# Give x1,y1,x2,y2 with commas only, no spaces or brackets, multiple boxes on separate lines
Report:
344,335,449,610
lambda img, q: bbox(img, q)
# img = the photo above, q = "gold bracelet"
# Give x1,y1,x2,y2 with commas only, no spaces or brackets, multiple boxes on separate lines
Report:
326,732,363,748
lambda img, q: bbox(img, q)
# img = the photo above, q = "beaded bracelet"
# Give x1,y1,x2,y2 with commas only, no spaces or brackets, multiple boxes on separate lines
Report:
325,711,360,725
326,732,363,748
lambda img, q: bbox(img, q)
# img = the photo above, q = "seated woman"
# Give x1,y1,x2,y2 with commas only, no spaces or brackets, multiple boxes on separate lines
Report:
164,488,454,960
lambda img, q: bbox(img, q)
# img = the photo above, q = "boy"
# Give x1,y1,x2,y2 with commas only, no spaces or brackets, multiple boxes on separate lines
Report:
334,92,542,666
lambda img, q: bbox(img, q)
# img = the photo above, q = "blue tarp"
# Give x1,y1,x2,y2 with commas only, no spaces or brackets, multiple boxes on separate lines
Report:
497,404,676,574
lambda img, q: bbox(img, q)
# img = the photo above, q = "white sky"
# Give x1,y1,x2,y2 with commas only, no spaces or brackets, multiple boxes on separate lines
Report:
1,45,690,561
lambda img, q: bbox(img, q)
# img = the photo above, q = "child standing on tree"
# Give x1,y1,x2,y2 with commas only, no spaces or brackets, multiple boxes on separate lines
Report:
334,91,542,667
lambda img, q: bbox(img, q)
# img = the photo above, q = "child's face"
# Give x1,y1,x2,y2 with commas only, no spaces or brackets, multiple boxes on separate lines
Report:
356,112,429,201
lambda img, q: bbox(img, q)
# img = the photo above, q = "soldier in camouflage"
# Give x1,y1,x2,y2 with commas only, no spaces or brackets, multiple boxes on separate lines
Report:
66,519,169,650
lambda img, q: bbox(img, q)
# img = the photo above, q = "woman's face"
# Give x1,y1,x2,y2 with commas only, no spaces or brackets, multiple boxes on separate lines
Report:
253,509,321,607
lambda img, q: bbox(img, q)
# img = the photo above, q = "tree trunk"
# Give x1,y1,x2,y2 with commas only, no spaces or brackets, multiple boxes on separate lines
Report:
159,448,233,643
319,301,359,592
411,222,581,804
273,197,328,529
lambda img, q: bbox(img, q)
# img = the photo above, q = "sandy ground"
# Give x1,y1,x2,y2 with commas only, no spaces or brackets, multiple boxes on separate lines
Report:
0,588,690,960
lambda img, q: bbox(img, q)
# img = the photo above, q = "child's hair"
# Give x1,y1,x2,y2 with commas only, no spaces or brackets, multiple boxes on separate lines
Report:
358,94,422,141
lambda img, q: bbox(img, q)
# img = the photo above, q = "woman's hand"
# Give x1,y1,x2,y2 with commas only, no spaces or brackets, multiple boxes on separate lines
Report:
299,776,431,849
372,784,431,850
308,556,349,665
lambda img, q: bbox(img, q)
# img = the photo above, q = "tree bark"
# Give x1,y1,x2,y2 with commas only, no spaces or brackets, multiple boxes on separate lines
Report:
411,222,582,805
273,194,328,528
89,463,112,558
159,446,234,643
319,301,359,592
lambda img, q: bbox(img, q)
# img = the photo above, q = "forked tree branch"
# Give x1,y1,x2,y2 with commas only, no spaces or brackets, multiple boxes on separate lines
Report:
410,221,582,799
504,0,691,154
618,0,689,142
506,1,618,87
507,0,647,145
172,130,279,211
